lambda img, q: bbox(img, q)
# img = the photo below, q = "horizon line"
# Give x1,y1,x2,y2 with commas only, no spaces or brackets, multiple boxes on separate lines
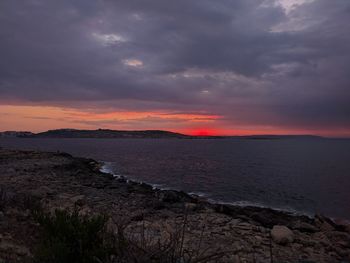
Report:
1,128,350,139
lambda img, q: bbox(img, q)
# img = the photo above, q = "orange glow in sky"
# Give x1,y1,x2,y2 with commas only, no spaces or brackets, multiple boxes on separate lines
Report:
0,105,220,133
0,104,349,137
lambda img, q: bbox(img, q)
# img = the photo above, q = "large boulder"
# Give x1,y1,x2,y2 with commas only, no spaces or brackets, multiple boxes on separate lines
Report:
271,225,294,245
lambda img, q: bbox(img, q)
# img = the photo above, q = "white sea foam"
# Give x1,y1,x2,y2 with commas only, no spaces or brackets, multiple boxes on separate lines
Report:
100,162,170,190
188,191,207,198
99,161,312,217
149,183,165,190
100,162,122,178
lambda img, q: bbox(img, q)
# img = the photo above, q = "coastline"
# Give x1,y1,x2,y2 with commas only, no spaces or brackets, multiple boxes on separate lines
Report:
0,148,349,262
99,161,313,218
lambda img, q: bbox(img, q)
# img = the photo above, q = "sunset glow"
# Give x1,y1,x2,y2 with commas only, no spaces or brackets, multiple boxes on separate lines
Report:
187,129,219,136
0,0,349,137
1,104,349,137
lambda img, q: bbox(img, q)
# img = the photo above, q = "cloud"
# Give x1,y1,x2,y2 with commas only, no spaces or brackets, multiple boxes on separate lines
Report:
123,59,144,67
0,0,349,134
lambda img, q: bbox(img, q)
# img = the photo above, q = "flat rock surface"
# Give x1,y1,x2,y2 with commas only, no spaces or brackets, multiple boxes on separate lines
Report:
0,148,349,262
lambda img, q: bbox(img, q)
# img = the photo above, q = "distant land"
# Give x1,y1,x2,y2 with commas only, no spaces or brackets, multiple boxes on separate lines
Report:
0,131,35,138
0,129,327,140
0,129,188,139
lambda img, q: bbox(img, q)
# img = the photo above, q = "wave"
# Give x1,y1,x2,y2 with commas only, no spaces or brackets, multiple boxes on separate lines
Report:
100,162,177,190
99,161,312,217
187,191,208,198
99,161,122,178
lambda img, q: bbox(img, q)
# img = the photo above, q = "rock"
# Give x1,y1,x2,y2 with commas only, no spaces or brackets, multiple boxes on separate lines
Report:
334,219,350,234
251,212,275,227
31,186,54,198
0,211,4,220
271,225,294,245
158,190,191,203
326,231,350,248
70,195,85,206
151,200,166,210
0,240,30,256
294,221,319,233
131,213,144,221
159,191,180,203
116,177,127,183
132,182,153,194
320,222,335,232
185,202,197,211
335,246,349,258
315,214,336,232
254,235,263,244
229,254,241,262
6,168,16,173
214,204,234,215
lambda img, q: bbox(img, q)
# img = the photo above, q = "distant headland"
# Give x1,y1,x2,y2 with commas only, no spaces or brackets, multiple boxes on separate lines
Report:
0,129,325,140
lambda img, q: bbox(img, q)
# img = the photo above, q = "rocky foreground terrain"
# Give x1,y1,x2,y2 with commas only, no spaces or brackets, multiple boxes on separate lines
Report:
0,148,349,262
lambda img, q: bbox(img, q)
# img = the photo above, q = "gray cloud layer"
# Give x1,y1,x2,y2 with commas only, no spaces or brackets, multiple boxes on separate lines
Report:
0,0,349,131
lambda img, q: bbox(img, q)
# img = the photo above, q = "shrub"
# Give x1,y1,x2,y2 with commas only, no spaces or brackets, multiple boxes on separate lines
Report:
33,209,110,263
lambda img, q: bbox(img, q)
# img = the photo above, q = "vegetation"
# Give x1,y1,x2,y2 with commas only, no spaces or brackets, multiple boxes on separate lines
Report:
32,208,225,263
33,209,110,263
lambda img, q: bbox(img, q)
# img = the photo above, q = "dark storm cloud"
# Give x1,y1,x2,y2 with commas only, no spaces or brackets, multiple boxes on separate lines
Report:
0,0,349,130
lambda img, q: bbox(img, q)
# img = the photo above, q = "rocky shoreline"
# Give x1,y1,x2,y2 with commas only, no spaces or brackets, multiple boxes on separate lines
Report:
0,148,349,262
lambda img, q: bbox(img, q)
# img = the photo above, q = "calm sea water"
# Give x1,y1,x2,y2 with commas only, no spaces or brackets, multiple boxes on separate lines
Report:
1,138,349,219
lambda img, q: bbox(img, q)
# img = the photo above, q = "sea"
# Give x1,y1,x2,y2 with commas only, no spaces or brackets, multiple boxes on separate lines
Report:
1,137,349,219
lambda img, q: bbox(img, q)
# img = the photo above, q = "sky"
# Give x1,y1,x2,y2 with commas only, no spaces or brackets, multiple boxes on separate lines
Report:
0,0,350,136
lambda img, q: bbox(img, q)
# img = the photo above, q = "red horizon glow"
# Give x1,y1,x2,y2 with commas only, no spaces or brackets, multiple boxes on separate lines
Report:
186,128,219,136
177,127,350,138
0,105,349,138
